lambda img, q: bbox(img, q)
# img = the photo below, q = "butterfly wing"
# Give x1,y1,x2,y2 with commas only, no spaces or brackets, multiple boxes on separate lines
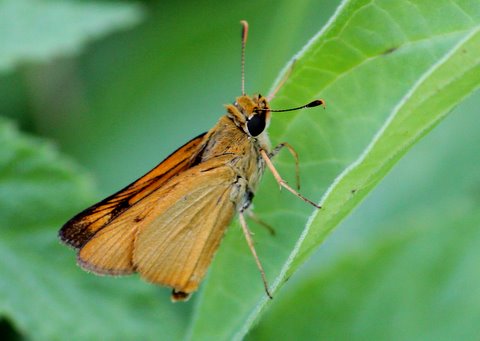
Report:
76,156,238,295
59,132,207,252
132,162,237,296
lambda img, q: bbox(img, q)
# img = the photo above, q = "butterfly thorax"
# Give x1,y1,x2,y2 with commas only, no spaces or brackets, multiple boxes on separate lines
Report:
193,94,272,210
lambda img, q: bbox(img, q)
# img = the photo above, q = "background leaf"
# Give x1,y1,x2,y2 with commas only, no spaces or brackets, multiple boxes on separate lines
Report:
0,118,187,340
0,0,143,73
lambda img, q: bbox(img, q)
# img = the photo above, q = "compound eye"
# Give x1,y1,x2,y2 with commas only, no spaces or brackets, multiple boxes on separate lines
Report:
246,112,266,137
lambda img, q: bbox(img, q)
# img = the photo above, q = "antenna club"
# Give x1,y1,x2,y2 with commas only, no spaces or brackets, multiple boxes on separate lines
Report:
240,20,249,41
307,99,326,109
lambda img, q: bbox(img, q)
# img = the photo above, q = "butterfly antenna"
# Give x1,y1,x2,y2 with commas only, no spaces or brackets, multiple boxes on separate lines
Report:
267,59,296,101
240,20,248,96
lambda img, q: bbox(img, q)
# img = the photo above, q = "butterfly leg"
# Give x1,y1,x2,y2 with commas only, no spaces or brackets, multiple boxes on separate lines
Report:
260,149,321,209
247,210,275,236
269,142,300,190
239,211,273,299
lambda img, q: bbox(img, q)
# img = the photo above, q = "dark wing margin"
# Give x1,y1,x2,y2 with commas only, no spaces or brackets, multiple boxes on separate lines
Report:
59,132,207,250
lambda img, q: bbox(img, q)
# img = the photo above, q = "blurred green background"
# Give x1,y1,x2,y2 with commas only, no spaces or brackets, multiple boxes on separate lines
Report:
2,0,338,197
1,0,480,340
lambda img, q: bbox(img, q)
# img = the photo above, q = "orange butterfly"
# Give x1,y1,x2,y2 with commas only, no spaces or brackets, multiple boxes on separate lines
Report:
59,20,324,302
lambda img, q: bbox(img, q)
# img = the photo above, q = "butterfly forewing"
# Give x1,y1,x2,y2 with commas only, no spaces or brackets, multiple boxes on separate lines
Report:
59,133,207,251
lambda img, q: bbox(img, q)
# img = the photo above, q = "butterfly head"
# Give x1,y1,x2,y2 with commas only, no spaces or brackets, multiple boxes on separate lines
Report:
226,94,271,137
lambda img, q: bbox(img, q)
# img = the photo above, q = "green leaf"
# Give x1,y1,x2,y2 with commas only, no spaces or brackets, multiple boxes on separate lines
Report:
0,0,143,73
188,0,480,339
250,210,480,340
248,93,480,340
288,10,480,278
0,118,186,340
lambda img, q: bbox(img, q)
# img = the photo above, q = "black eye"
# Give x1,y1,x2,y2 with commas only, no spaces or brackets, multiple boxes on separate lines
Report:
246,112,266,137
